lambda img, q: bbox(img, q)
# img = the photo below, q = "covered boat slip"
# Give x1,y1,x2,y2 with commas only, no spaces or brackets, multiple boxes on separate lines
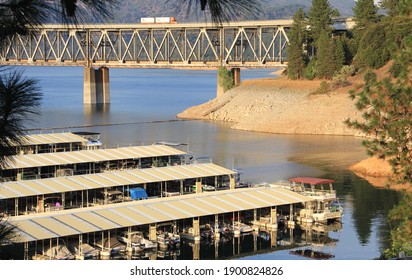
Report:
270,177,342,224
13,132,95,154
7,185,315,244
0,163,235,215
0,144,187,181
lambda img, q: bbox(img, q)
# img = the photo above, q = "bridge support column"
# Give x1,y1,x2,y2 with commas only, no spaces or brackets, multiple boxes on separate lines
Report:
216,72,226,99
84,67,110,104
231,67,241,86
216,67,240,98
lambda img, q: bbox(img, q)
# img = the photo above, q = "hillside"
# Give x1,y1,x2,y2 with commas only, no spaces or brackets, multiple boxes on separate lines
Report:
111,0,356,23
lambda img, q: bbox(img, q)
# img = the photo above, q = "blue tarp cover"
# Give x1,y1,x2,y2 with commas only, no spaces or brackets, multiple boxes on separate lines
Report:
129,187,148,200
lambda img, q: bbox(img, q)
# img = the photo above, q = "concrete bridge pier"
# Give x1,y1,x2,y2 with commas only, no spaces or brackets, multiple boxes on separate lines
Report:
84,67,110,104
232,67,241,85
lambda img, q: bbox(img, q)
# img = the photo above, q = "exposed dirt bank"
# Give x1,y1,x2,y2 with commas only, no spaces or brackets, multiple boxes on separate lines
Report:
177,68,410,191
177,75,364,136
349,157,411,191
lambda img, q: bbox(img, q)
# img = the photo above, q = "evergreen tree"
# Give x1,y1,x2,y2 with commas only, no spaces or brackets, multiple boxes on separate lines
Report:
385,191,412,259
354,22,390,69
333,36,345,71
315,30,336,79
287,8,307,80
346,34,412,183
380,0,412,16
352,0,379,41
331,8,340,17
339,33,357,65
308,0,332,42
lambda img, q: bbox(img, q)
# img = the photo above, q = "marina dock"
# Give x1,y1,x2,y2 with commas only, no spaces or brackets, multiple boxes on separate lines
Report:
0,132,342,260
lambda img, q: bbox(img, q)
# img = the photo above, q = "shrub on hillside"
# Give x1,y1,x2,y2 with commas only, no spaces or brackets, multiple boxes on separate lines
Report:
218,67,234,91
332,65,357,87
304,58,317,80
311,81,331,95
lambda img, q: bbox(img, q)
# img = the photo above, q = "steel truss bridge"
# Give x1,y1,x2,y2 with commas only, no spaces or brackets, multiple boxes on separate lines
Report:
0,20,295,68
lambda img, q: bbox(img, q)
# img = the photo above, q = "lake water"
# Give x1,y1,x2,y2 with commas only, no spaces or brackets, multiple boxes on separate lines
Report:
3,66,400,260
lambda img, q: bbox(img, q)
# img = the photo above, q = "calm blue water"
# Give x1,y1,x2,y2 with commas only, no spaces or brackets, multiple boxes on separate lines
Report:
5,66,400,260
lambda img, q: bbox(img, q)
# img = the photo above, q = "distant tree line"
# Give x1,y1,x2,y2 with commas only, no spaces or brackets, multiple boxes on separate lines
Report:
287,0,412,82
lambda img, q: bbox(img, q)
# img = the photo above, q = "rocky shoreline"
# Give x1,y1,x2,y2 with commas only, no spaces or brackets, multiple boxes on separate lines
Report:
176,74,410,191
177,75,363,136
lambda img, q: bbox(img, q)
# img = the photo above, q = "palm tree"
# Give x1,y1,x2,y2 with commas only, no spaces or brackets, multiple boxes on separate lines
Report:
0,215,16,254
173,0,262,23
0,70,42,168
0,0,116,41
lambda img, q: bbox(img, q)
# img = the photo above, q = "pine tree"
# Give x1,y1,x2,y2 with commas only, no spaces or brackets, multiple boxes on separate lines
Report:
287,8,307,80
346,34,412,183
381,0,412,16
331,8,340,17
352,0,379,41
308,0,332,42
315,30,336,79
385,191,412,259
333,36,345,71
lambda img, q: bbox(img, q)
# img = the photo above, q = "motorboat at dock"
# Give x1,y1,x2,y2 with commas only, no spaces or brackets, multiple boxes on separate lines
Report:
230,222,254,235
157,231,181,250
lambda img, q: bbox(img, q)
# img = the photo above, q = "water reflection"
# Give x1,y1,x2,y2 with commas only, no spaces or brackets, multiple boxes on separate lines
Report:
102,221,343,260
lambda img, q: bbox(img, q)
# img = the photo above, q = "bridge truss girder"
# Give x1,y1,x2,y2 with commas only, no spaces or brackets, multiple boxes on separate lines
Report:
0,24,290,68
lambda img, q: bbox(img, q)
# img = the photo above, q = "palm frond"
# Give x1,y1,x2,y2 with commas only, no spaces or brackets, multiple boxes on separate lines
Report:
0,69,42,167
56,0,117,24
169,0,264,24
0,0,53,39
0,0,117,40
0,216,16,247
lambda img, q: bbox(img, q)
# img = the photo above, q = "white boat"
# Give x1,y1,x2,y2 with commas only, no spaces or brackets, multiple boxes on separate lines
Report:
277,177,344,224
311,201,343,223
69,242,100,259
117,231,155,250
167,232,181,248
117,231,144,248
202,185,216,192
231,222,253,234
38,243,75,260
95,237,126,255
157,233,170,250
179,225,214,241
191,184,216,192
139,238,157,250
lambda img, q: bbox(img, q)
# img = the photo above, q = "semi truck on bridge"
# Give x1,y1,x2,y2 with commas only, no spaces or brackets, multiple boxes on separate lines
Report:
140,17,177,24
